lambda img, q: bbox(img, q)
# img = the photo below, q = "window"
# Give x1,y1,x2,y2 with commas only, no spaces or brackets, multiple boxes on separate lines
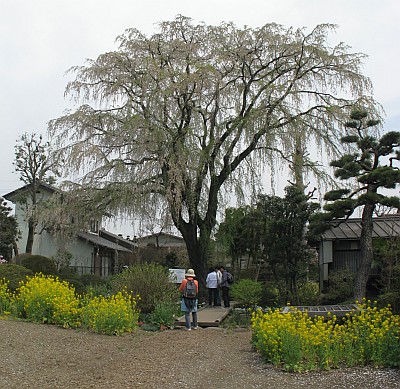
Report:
90,220,99,233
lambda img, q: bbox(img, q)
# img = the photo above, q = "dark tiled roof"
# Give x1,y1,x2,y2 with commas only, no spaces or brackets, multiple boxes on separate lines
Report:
99,229,137,250
322,215,400,240
78,231,132,252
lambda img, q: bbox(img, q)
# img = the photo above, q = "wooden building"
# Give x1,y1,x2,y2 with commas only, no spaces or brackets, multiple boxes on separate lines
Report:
318,214,400,290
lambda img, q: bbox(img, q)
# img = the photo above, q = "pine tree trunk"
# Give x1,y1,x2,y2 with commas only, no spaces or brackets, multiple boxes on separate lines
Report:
353,203,374,302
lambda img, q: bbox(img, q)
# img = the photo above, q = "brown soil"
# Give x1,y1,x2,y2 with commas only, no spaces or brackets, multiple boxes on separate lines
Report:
0,319,399,389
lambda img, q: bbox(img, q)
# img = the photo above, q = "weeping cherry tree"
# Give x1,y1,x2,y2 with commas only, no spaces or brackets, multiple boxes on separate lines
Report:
48,16,376,284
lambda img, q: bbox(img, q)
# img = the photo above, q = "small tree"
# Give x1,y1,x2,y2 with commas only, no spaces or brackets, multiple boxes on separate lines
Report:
257,185,319,305
217,206,262,277
311,110,400,301
217,185,319,304
230,278,262,309
14,133,58,253
110,263,179,314
0,197,19,259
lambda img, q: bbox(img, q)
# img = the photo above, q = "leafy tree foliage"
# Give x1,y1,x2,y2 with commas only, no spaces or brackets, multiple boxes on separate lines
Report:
311,110,400,301
230,278,262,309
14,133,58,253
256,186,319,304
216,206,260,275
48,16,375,283
218,185,319,304
0,197,18,259
373,237,400,313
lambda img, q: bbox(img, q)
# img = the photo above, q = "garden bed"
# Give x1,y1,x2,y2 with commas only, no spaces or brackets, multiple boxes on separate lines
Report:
1,318,399,389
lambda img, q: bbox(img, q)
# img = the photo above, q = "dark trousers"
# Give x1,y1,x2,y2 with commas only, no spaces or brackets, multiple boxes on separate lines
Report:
208,288,220,306
221,286,230,307
216,287,221,306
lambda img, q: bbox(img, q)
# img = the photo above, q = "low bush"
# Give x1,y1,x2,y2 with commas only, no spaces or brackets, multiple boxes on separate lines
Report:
297,281,321,306
110,263,179,313
60,273,109,295
260,283,280,307
20,255,58,276
0,264,33,291
222,308,252,329
230,278,262,309
321,269,354,304
146,301,180,328
378,291,400,315
59,277,86,295
79,274,107,287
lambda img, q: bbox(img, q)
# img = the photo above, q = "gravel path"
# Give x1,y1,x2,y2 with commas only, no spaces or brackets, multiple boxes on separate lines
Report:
0,319,399,389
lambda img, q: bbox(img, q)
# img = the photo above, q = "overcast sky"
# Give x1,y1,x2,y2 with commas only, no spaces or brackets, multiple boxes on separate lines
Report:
1,0,399,232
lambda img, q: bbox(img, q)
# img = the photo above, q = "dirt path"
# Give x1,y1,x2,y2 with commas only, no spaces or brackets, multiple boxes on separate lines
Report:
0,319,399,389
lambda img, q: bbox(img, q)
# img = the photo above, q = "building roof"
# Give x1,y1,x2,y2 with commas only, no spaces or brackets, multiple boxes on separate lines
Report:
99,229,138,250
78,231,132,252
322,214,400,241
137,232,184,241
3,182,57,202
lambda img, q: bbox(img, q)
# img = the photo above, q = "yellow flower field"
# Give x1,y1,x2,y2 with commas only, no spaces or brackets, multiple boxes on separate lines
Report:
251,299,400,371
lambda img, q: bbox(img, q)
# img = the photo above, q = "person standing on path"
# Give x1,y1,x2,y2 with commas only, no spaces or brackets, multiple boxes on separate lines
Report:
206,268,220,307
219,266,231,308
179,269,199,330
215,266,222,306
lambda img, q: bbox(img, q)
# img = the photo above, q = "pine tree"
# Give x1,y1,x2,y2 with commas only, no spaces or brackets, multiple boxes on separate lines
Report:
311,109,400,301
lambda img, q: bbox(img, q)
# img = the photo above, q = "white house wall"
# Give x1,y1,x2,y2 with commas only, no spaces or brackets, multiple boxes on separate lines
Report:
13,188,53,255
13,196,95,273
18,226,94,274
67,238,94,275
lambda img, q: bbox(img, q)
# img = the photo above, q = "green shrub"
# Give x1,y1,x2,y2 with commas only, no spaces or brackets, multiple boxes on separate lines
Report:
0,264,33,291
20,255,58,275
83,275,110,295
147,301,180,328
59,277,85,295
321,269,354,304
377,263,400,314
378,292,400,315
231,278,262,309
79,274,106,287
110,263,179,313
260,283,280,308
297,281,322,305
223,309,251,328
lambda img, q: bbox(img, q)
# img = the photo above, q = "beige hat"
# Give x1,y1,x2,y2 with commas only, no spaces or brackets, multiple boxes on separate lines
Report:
185,268,196,277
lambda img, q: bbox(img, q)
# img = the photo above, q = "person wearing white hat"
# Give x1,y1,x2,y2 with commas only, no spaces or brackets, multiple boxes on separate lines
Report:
179,269,199,330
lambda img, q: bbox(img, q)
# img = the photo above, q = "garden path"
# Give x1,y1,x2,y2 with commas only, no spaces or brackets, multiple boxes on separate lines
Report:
176,304,232,327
